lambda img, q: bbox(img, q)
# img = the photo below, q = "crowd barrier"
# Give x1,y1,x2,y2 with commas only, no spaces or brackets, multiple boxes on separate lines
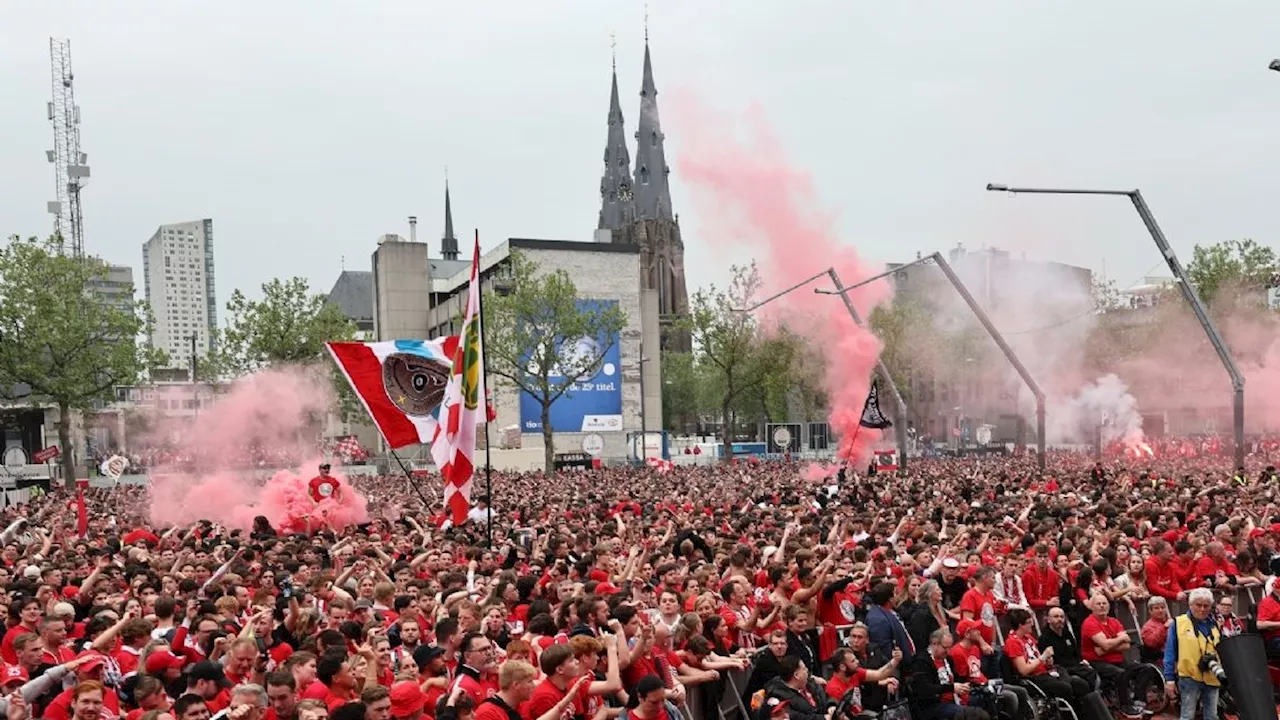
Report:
683,667,751,720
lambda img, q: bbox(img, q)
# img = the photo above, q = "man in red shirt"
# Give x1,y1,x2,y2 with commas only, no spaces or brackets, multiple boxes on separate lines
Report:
1255,581,1280,655
1145,541,1187,602
1192,542,1238,591
453,633,499,704
1081,594,1141,716
825,647,900,711
958,567,1000,655
525,645,592,720
308,464,341,504
44,653,122,720
1021,546,1061,612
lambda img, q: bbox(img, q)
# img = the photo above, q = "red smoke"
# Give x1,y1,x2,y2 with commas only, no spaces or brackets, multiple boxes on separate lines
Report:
144,367,370,531
670,98,890,462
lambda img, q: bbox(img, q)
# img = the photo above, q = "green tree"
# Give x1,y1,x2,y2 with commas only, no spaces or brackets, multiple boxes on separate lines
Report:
681,263,797,461
1185,239,1278,306
1091,275,1122,313
207,277,359,416
484,250,628,473
0,236,165,482
660,351,706,433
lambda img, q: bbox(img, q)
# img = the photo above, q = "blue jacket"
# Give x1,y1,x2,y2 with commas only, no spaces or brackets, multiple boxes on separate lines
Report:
867,604,915,660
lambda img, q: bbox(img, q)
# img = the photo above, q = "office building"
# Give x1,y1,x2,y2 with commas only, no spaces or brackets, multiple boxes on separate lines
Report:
143,219,217,368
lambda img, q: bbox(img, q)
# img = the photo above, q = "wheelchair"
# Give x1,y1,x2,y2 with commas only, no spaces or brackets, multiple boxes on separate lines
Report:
998,653,1082,720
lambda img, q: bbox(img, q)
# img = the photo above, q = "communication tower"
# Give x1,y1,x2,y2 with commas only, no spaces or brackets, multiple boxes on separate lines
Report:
46,38,90,256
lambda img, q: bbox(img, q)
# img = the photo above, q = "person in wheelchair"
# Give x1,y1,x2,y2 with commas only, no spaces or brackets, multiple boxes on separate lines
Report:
758,656,833,720
908,628,990,720
1003,608,1089,704
824,647,902,717
952,620,1031,720
1080,594,1144,717
1039,606,1099,691
1254,574,1280,657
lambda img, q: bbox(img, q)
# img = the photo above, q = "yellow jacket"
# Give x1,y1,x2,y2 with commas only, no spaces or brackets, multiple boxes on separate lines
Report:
1173,614,1220,687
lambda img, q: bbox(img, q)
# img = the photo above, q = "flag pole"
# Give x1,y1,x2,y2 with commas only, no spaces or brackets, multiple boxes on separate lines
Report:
475,229,495,550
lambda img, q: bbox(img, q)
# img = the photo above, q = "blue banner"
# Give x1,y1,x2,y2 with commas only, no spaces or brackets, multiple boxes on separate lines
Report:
520,300,624,433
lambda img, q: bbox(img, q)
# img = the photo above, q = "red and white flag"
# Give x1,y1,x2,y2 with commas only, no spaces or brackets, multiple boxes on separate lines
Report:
327,337,459,449
431,236,487,525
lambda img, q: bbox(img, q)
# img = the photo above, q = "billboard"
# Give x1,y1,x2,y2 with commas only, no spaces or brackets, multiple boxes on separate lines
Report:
520,300,624,433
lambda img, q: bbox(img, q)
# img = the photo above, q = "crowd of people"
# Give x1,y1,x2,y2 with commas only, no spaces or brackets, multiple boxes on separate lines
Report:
2,441,1279,720
91,439,369,474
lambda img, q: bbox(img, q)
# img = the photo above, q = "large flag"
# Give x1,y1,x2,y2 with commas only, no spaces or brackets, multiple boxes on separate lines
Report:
327,337,459,449
859,380,894,430
431,236,486,525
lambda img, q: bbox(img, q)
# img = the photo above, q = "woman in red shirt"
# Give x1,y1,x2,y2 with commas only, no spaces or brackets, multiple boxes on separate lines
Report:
1004,608,1078,703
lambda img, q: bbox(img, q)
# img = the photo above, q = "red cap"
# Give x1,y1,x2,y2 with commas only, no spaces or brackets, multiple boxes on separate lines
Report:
2,664,28,685
1270,523,1280,535
1251,528,1268,540
76,651,106,673
596,582,622,596
389,681,426,718
145,651,185,674
955,619,979,638
61,586,80,599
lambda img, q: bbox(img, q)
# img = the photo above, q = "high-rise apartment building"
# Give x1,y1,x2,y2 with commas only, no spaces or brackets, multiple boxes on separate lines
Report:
142,219,217,368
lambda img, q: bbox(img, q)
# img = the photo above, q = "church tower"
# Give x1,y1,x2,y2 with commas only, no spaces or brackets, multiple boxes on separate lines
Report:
597,34,691,351
441,181,459,261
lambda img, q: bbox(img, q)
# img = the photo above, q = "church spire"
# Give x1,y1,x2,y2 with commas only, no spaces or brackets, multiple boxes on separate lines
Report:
632,36,673,222
441,180,459,261
598,37,635,233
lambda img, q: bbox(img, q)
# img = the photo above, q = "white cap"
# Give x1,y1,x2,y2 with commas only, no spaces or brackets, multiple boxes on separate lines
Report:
942,558,961,569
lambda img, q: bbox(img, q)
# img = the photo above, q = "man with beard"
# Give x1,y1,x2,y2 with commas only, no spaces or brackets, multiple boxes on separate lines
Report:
412,646,449,719
1037,607,1098,690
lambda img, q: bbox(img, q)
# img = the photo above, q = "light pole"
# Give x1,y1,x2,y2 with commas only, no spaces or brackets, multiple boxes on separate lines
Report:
735,267,912,469
985,183,1246,469
638,346,650,461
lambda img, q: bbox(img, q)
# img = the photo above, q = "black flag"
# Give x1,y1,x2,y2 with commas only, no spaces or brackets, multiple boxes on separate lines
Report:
860,381,893,430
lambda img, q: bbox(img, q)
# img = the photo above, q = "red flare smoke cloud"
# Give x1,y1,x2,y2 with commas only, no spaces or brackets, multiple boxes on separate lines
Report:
671,98,890,462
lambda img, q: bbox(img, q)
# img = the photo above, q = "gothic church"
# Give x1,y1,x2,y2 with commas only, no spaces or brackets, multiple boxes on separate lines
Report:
597,39,691,352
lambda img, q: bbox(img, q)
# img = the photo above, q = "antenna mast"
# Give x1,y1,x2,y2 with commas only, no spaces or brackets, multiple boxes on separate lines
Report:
46,38,90,256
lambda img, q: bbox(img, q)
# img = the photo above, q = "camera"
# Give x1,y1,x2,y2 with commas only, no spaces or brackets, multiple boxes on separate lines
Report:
279,573,294,599
1199,652,1227,682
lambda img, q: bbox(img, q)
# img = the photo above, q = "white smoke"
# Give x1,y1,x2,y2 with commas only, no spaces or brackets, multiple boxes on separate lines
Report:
1052,373,1145,445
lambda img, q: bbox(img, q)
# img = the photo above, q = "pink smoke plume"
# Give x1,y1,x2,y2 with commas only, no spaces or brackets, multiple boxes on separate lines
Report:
143,367,370,531
670,97,890,462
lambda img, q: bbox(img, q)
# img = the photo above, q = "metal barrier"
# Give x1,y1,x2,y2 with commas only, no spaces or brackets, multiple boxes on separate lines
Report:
683,667,751,720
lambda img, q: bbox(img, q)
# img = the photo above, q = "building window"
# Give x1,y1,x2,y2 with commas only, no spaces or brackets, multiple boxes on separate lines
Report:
639,166,650,184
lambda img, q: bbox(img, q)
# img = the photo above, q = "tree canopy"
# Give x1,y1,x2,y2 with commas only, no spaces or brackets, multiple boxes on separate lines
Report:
208,277,357,376
484,250,628,473
0,236,164,481
679,263,799,460
1185,238,1279,307
206,277,358,416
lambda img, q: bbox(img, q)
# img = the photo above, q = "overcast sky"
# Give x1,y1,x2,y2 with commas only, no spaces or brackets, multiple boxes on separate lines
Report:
4,1,1280,310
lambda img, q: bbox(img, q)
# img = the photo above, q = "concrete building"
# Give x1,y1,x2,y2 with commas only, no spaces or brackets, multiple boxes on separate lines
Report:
327,270,375,338
90,264,136,315
888,246,1093,446
423,237,659,460
143,219,217,368
594,39,691,352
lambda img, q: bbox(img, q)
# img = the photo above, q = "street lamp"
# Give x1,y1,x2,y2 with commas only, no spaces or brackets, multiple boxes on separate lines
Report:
638,348,651,461
733,267,912,469
985,183,1246,469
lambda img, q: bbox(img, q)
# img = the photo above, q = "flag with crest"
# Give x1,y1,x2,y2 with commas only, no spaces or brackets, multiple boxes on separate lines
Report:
430,236,486,525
